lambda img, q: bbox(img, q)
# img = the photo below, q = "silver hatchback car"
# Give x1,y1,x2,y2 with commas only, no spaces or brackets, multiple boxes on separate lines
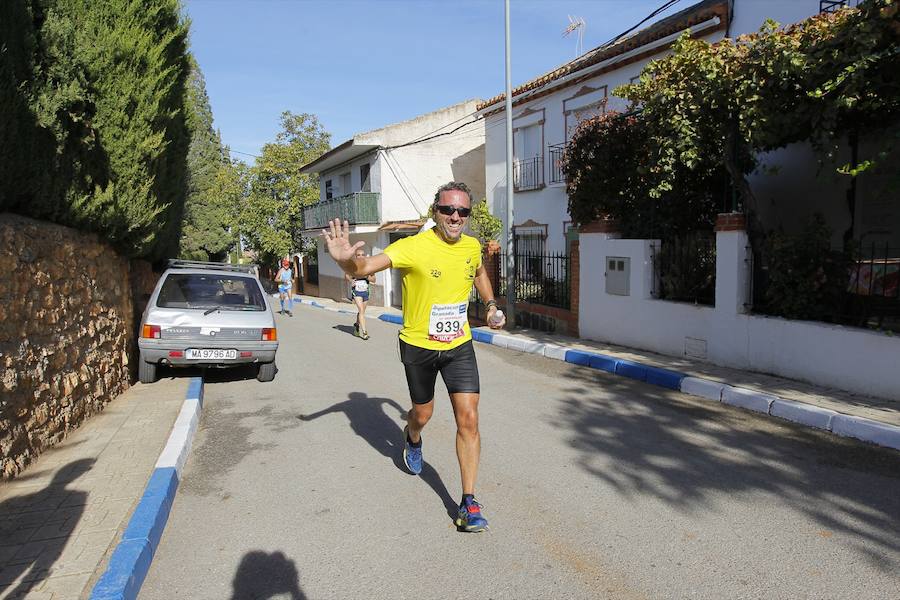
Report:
138,260,279,383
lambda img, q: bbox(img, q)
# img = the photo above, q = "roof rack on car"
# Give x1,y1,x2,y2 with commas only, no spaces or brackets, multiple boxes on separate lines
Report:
167,259,257,274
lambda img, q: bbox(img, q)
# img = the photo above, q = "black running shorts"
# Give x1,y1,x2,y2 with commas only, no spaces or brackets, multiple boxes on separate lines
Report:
398,338,480,404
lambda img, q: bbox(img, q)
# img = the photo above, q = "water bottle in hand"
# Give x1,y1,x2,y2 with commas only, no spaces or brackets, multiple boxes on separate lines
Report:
489,309,504,327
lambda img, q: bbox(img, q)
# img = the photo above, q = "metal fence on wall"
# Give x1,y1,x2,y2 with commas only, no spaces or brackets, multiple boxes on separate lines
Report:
498,250,571,309
651,233,717,306
750,240,899,333
469,249,571,322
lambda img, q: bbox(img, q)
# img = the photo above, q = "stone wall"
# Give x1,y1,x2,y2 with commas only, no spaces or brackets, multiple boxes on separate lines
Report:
0,214,157,478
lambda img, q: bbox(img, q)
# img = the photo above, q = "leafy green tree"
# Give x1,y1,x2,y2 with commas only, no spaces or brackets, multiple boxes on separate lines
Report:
180,157,246,261
564,112,722,237
241,112,330,266
73,0,191,261
179,60,237,261
0,0,104,219
469,198,502,243
0,0,191,261
568,0,900,229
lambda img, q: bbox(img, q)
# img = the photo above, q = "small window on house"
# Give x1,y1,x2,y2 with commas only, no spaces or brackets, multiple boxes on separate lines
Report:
360,164,371,192
325,180,333,200
514,226,546,254
513,124,544,190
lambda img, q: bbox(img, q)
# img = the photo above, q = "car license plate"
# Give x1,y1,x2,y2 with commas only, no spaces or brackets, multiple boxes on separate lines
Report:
185,349,238,360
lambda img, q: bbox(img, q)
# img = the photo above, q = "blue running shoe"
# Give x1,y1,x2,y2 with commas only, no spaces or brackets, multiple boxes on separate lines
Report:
456,497,489,532
402,426,422,475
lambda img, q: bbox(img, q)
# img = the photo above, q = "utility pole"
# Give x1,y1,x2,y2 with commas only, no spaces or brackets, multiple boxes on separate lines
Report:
504,0,516,326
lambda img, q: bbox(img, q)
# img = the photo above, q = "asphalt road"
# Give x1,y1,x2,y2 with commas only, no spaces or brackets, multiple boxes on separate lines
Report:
139,300,900,600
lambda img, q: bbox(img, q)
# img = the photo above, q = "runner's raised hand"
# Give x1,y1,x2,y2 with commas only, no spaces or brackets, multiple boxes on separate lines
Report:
321,219,364,265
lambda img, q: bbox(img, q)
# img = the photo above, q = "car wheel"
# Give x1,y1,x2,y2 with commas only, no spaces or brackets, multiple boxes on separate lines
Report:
138,351,158,384
257,361,276,382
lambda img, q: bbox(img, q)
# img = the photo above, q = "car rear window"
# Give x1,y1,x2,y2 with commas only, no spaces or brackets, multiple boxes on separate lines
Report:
156,274,266,310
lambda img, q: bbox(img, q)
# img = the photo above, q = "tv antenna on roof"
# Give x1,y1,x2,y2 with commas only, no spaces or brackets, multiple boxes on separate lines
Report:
563,15,586,57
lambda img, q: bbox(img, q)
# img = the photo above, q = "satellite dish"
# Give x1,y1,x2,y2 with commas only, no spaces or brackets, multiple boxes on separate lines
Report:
563,15,586,57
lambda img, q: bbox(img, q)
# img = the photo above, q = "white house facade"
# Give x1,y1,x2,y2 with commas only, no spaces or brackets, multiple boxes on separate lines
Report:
299,99,485,307
478,0,885,256
473,0,900,400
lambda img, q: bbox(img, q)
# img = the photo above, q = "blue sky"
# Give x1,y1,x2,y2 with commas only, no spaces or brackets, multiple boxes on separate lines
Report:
184,0,702,161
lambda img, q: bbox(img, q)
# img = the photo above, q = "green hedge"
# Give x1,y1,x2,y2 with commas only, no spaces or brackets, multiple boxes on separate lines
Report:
0,0,191,262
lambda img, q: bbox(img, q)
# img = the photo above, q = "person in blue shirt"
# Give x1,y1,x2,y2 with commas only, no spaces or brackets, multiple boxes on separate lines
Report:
274,258,293,316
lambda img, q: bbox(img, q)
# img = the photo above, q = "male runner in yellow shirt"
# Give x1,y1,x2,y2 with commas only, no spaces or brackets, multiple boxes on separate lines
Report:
322,181,505,532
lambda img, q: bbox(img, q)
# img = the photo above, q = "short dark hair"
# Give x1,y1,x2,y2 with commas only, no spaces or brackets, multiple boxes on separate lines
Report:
433,181,473,207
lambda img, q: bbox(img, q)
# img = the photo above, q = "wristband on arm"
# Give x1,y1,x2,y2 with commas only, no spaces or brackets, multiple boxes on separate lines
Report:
484,299,498,310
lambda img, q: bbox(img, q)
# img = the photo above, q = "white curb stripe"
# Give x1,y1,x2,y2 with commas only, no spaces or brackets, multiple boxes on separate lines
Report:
770,399,837,431
681,377,727,402
831,415,900,451
542,344,568,361
155,397,201,477
721,386,778,414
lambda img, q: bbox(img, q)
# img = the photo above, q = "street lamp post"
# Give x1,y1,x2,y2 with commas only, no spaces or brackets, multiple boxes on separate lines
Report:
504,0,516,326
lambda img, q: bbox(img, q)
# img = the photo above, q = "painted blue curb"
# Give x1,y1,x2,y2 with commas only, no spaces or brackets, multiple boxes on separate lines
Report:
615,360,648,382
90,540,153,600
121,468,178,549
589,354,619,373
378,313,403,325
565,349,593,367
644,366,686,390
471,329,495,344
186,378,203,407
90,377,204,600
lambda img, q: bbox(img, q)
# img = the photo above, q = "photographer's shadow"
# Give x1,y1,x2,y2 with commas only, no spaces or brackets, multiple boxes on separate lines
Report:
231,550,306,600
0,459,94,597
300,392,457,517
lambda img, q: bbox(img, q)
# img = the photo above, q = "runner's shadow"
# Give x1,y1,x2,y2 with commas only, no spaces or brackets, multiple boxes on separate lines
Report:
331,324,357,337
230,550,307,600
299,392,457,517
0,459,93,597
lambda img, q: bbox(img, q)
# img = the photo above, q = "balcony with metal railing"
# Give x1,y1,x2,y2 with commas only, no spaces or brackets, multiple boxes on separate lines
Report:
819,0,860,12
548,143,566,185
513,156,544,192
302,192,380,230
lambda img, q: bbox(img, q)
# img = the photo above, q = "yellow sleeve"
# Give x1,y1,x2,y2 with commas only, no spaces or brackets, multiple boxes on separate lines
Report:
383,235,415,269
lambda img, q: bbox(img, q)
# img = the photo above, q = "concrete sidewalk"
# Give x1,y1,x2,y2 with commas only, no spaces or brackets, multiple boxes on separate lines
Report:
296,293,900,442
0,378,186,599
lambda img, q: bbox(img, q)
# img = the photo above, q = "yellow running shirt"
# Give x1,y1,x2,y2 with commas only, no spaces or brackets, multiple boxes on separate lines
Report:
383,229,482,350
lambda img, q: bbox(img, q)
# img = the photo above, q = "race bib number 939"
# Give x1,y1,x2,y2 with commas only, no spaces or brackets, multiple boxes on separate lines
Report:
428,302,467,342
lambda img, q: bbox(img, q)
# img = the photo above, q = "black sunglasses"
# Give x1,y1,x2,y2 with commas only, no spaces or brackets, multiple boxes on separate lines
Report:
435,204,471,217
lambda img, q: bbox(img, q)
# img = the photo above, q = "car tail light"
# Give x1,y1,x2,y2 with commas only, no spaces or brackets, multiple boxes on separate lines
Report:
142,324,161,339
262,328,277,341
169,351,183,358
240,351,252,358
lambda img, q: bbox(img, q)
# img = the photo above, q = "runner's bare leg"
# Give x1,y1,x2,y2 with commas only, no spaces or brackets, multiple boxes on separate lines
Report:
449,392,480,495
407,400,434,444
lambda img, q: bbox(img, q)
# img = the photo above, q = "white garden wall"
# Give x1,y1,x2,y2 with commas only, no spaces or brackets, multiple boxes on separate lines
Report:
579,227,900,400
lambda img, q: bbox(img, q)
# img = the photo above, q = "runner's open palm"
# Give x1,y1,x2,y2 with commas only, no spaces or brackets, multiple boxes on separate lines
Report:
322,219,364,263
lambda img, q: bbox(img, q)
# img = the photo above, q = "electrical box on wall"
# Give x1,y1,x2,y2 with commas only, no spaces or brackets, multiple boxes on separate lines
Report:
605,256,630,296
